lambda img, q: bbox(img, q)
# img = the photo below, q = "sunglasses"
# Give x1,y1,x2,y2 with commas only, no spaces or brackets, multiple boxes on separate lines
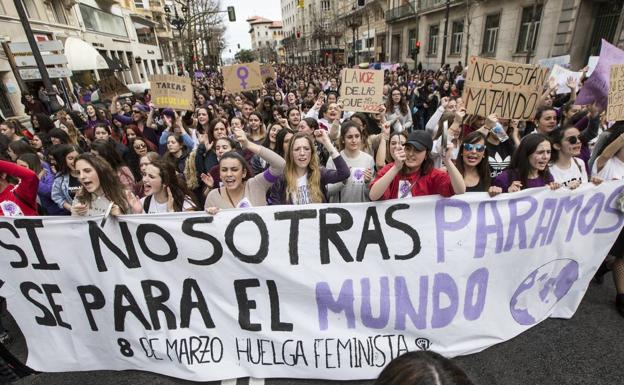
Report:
565,135,581,144
134,143,147,149
463,143,486,152
132,110,141,113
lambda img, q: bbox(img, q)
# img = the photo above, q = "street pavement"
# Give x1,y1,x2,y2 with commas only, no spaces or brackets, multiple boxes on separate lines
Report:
2,275,623,385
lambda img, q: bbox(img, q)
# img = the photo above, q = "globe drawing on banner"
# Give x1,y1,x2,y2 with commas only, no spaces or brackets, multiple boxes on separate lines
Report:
509,259,579,325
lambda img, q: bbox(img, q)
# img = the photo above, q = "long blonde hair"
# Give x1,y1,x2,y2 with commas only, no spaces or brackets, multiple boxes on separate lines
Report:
284,132,324,203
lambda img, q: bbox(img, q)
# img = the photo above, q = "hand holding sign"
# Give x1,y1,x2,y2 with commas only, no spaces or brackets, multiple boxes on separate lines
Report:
222,63,263,93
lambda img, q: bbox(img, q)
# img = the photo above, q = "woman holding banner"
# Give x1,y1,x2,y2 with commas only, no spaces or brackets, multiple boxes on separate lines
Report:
269,129,349,205
204,126,284,212
593,121,624,316
455,131,501,195
70,153,131,217
492,134,560,192
369,130,465,200
128,158,197,214
326,121,375,203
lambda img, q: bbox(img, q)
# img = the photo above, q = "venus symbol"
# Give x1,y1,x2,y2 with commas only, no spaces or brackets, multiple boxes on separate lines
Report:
236,66,250,89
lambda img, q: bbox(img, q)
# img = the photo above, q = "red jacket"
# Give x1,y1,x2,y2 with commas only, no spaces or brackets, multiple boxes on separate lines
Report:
0,160,39,216
370,163,455,200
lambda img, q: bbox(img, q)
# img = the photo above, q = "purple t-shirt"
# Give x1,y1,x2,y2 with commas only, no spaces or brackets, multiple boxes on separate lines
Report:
493,169,554,192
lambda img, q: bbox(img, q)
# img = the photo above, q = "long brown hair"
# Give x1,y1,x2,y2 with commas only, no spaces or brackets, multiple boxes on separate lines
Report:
284,132,323,203
74,153,129,214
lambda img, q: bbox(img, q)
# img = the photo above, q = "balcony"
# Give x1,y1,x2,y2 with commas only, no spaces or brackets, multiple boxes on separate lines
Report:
418,0,462,14
385,4,416,23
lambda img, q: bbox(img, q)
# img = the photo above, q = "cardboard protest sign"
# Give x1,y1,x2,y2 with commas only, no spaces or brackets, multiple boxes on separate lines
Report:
550,65,583,94
462,56,548,119
577,40,624,109
607,64,624,121
150,74,194,111
222,62,263,92
339,68,384,112
2,183,623,381
260,64,276,81
538,55,570,70
98,76,131,100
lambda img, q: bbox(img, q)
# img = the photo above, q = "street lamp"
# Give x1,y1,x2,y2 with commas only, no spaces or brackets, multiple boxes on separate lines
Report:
346,9,362,67
12,0,61,113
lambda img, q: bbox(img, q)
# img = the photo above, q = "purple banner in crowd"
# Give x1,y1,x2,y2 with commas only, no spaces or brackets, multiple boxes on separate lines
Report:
577,39,624,110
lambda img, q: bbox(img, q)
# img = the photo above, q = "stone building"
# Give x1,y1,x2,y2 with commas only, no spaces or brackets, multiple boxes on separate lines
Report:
383,0,624,70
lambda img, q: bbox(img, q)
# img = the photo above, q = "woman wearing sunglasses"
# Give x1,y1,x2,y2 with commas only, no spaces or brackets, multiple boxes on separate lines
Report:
549,126,590,189
455,131,501,195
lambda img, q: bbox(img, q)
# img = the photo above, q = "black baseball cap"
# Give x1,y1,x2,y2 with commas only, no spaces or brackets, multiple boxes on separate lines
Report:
405,131,433,152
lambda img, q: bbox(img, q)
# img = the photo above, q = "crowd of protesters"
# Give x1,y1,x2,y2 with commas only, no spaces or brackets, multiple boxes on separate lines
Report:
0,59,622,353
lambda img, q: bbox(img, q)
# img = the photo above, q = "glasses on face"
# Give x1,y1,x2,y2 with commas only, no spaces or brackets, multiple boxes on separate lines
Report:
565,135,581,144
463,143,486,152
134,143,147,150
132,110,141,114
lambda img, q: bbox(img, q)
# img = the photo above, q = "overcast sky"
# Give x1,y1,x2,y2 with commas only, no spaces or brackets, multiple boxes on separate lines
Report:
220,0,283,59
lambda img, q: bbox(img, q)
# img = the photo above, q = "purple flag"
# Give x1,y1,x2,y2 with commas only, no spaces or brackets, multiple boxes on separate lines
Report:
576,39,624,109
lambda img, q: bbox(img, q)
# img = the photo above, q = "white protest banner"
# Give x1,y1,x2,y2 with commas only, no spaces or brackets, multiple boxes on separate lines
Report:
550,65,583,94
587,56,599,77
1,183,623,381
538,55,570,70
339,68,384,113
463,56,548,120
607,64,624,122
222,62,263,92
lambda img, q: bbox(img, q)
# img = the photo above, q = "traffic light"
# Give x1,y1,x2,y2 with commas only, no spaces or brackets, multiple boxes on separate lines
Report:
227,6,236,22
415,40,421,55
237,44,241,49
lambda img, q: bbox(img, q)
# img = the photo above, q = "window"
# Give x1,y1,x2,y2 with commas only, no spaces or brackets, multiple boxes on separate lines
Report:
321,0,330,11
482,13,500,55
135,0,145,9
428,25,439,55
367,38,374,49
22,0,40,19
46,1,68,24
451,21,463,55
408,28,416,52
135,21,157,45
80,4,128,37
516,5,543,53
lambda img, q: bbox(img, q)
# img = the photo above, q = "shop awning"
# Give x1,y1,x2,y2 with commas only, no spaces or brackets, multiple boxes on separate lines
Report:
64,37,108,71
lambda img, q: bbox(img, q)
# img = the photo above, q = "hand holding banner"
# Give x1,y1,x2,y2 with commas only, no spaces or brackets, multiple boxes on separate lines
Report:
150,74,194,111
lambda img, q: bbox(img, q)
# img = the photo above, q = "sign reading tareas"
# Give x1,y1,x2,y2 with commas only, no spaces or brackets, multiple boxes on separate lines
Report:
463,56,548,120
150,74,194,111
339,68,384,113
222,62,263,92
607,64,624,121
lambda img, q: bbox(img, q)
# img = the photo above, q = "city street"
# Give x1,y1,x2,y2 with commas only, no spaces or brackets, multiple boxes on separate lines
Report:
3,276,623,385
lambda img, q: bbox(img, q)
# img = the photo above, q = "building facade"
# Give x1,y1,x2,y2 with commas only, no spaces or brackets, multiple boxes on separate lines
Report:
390,0,624,70
248,16,285,63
